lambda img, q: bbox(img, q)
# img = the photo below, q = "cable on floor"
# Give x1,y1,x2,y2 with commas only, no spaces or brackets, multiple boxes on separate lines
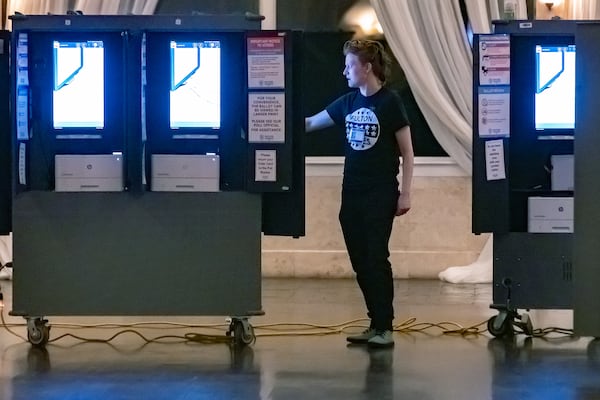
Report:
531,327,575,337
0,299,576,345
48,330,234,345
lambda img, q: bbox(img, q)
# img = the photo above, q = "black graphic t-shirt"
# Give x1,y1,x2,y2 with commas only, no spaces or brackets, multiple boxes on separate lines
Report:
326,87,410,190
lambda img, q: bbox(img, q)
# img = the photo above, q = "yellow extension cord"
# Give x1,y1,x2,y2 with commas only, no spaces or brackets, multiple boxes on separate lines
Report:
0,299,574,346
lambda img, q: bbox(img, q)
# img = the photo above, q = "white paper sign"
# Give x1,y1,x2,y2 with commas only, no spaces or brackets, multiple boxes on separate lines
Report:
479,35,510,85
247,36,285,89
16,87,29,140
255,150,276,182
478,86,510,138
18,143,26,185
17,34,29,84
249,92,285,143
485,139,506,181
16,33,29,140
17,66,28,86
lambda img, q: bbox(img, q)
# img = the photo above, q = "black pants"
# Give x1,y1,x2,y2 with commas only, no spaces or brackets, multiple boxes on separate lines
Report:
339,185,399,331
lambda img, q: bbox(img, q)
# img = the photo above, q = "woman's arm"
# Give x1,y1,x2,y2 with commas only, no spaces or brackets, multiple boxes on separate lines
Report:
395,125,414,216
305,110,335,132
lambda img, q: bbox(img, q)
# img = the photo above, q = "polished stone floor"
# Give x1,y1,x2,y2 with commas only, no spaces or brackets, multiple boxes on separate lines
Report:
0,277,598,400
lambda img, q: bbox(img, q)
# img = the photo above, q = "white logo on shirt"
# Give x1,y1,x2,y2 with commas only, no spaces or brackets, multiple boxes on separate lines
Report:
345,107,379,151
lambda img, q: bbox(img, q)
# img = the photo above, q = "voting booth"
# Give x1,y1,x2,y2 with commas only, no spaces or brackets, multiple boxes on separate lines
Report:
473,20,600,338
8,14,305,346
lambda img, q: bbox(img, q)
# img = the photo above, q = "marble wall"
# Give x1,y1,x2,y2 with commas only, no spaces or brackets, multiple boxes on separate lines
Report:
262,157,490,279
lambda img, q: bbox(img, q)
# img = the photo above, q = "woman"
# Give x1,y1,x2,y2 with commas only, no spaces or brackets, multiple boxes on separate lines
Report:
305,39,414,348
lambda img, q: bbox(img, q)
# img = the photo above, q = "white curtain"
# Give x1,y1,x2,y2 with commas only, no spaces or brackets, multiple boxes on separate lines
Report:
371,0,473,174
0,235,12,267
4,0,158,29
7,0,68,16
73,0,159,15
0,234,12,280
5,0,71,29
567,0,600,19
465,0,528,35
466,0,494,33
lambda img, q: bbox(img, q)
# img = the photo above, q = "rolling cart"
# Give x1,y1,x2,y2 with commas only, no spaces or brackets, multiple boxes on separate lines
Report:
12,192,264,347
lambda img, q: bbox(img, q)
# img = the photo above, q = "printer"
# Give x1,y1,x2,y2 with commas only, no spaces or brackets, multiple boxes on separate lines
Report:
528,196,573,233
151,154,220,192
55,154,124,192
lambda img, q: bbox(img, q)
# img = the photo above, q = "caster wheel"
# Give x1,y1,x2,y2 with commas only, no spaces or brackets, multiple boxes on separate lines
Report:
487,315,512,338
233,321,255,347
27,318,50,347
28,324,50,347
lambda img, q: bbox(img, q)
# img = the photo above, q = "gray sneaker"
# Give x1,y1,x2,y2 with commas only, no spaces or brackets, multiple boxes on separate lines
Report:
346,328,377,344
367,330,394,348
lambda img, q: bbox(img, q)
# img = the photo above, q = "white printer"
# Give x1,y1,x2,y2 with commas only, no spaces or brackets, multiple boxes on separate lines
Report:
151,154,220,192
528,196,573,233
55,154,124,192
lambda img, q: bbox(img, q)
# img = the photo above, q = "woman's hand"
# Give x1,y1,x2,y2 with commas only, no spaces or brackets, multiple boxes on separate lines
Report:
396,192,411,216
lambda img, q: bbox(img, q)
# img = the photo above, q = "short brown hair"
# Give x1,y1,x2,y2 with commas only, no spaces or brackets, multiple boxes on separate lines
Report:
343,39,391,83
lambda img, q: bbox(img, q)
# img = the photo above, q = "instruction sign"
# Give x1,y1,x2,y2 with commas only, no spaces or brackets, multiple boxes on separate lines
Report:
16,33,29,140
247,36,285,89
255,150,276,182
249,92,285,143
485,139,506,181
479,35,510,86
478,86,510,138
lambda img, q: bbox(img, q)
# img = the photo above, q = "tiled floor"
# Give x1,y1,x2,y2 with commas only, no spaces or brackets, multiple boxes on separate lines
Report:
0,277,598,400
